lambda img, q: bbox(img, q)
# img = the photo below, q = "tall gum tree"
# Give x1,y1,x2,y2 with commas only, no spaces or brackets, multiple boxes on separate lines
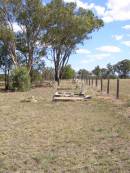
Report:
0,0,47,74
16,0,46,73
43,0,104,85
0,0,19,65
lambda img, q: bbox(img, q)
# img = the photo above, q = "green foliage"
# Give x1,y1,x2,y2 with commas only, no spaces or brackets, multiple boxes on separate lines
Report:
106,63,116,78
92,65,116,79
0,26,15,42
11,67,31,91
30,69,43,83
92,66,101,77
114,59,130,78
100,68,108,79
0,0,18,65
0,44,13,69
43,0,104,82
0,74,5,81
62,65,75,79
42,67,54,80
0,0,46,72
44,0,104,47
92,59,130,79
0,0,104,85
16,0,46,72
0,44,13,89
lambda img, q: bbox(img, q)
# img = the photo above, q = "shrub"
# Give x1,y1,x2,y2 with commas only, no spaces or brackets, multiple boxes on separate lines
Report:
62,65,75,79
0,74,5,81
30,69,43,83
11,67,31,91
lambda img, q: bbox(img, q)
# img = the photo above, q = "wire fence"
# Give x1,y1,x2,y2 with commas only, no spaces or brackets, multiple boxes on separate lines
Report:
81,77,130,101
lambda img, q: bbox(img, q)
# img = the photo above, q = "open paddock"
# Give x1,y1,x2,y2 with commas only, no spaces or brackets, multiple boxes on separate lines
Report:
88,79,130,101
0,81,129,172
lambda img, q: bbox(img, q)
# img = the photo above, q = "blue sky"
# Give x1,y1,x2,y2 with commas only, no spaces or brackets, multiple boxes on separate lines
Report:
46,0,130,71
13,0,130,71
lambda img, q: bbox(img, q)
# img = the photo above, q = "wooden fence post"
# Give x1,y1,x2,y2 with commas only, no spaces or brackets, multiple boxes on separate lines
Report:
116,78,120,99
81,74,82,81
101,78,103,92
92,78,93,86
107,78,110,94
86,77,88,85
83,74,85,82
96,78,98,87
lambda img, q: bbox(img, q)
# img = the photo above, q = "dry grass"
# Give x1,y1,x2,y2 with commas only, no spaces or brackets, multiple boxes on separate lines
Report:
90,79,130,101
0,81,129,172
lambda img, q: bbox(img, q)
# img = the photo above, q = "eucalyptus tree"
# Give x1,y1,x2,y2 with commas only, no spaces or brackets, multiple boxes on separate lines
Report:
0,0,19,65
114,59,130,78
43,0,104,85
106,63,115,78
0,0,47,74
0,44,13,89
16,0,47,73
92,65,101,77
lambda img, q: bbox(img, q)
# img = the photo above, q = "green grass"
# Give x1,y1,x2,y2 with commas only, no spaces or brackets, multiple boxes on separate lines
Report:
0,81,129,172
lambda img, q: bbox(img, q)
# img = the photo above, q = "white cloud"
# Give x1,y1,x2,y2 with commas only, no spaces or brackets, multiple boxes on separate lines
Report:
88,53,110,60
96,45,121,53
81,53,110,64
122,25,130,30
64,0,105,17
94,6,105,16
81,59,94,64
64,0,130,23
64,0,94,9
122,41,130,47
103,0,130,22
112,35,123,41
76,48,91,54
94,54,110,60
13,23,21,32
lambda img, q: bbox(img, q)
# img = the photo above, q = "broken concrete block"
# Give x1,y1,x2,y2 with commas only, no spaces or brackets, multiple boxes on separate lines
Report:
53,96,84,102
84,95,92,100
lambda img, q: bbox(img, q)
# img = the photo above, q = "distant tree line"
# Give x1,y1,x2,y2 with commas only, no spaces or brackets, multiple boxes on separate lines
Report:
78,59,130,79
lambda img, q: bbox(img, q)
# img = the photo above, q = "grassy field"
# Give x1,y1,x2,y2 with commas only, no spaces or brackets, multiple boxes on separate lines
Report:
90,79,130,101
0,81,130,172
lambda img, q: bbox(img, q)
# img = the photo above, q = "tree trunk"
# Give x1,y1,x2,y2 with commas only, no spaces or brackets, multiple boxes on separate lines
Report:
55,67,60,86
6,69,10,90
27,53,33,85
4,68,7,90
27,58,33,75
27,47,34,75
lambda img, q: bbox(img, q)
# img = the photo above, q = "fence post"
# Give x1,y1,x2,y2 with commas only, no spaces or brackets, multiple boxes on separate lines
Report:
101,78,103,92
96,78,98,87
89,78,90,86
107,78,110,94
83,74,85,82
116,78,120,99
80,73,82,81
86,77,88,85
92,78,93,86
